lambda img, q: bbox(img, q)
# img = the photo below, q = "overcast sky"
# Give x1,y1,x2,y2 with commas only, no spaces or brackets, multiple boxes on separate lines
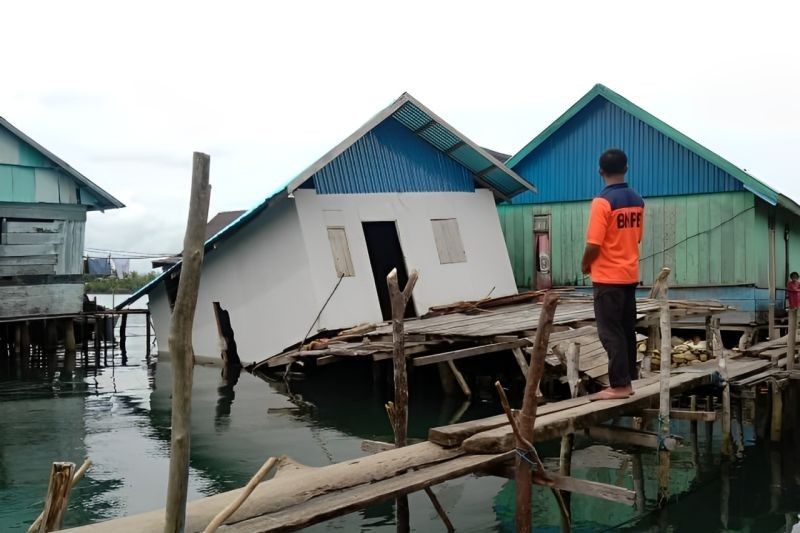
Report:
2,1,798,271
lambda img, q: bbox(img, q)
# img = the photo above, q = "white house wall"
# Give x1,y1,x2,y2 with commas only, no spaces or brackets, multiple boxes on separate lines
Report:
149,197,317,364
293,188,518,331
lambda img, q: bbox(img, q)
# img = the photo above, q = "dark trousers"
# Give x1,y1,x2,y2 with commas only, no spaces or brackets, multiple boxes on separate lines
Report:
593,283,639,388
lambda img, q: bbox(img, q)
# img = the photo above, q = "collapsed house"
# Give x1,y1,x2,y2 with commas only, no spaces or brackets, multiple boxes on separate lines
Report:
119,93,536,362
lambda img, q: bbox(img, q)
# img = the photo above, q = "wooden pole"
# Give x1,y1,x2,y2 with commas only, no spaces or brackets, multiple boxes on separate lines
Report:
203,457,277,533
29,458,91,533
654,267,672,506
631,417,646,513
81,314,88,366
559,342,579,533
64,319,77,373
769,221,777,339
788,307,797,371
93,317,101,367
713,318,733,457
146,310,152,359
164,152,212,533
119,313,128,356
36,462,75,532
21,321,31,369
516,292,560,533
386,267,418,533
771,379,783,443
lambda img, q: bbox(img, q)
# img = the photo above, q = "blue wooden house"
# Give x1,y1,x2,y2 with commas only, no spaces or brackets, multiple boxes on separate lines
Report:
499,84,800,325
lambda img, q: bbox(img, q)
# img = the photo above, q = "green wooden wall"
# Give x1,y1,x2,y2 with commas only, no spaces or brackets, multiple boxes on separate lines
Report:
498,191,761,289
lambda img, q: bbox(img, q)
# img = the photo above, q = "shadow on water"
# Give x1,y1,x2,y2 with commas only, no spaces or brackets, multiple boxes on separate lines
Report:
2,297,800,532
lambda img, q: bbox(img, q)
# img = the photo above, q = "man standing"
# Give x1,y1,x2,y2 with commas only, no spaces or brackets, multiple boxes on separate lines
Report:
581,149,644,400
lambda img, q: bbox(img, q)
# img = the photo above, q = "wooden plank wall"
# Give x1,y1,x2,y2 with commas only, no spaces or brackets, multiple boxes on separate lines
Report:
498,191,758,289
0,283,84,317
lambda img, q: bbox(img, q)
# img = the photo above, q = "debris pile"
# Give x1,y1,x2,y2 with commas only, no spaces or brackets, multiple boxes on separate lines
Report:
646,336,712,369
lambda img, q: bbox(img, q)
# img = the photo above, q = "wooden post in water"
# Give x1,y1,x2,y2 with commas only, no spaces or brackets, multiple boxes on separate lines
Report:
36,461,75,532
386,267,418,533
689,395,699,467
20,321,31,370
788,307,797,371
653,267,672,506
771,379,783,443
163,152,212,533
516,292,560,533
713,317,733,456
559,341,580,532
93,316,101,367
146,310,152,359
768,221,777,339
64,319,76,373
119,314,128,356
81,314,88,366
631,417,646,513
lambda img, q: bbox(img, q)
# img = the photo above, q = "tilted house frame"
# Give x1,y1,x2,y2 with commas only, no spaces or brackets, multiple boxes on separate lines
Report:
499,84,800,323
0,117,123,318
121,93,536,363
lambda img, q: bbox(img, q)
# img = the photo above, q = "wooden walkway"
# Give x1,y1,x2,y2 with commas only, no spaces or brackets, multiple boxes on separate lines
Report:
69,355,770,533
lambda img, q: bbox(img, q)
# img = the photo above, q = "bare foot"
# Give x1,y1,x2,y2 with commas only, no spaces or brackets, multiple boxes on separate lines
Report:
589,387,633,401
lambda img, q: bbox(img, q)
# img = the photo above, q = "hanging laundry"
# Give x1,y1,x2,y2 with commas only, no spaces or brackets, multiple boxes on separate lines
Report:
113,258,131,279
87,257,112,276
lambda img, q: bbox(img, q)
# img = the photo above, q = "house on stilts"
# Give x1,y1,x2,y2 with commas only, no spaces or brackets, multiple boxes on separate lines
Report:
0,117,123,320
120,93,536,364
498,84,800,331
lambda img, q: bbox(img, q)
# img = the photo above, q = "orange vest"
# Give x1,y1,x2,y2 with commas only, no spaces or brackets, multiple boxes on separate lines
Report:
586,183,644,284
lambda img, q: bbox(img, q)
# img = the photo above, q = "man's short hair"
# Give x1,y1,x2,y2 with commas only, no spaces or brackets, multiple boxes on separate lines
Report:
599,149,628,175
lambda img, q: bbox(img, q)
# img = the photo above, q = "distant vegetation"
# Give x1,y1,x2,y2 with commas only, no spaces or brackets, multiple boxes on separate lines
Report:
85,272,158,294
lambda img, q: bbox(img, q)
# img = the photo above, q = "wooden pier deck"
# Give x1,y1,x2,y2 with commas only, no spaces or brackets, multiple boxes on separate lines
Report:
68,355,770,533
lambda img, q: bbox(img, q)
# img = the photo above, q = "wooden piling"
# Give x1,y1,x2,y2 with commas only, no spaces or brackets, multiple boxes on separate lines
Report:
654,267,672,506
93,317,101,367
20,321,31,369
64,319,76,373
146,311,152,358
119,314,128,356
81,314,88,365
559,342,579,533
713,318,732,457
788,307,797,371
164,152,212,533
768,220,777,339
516,292,560,533
386,267,418,533
35,462,76,532
631,417,646,512
771,379,783,443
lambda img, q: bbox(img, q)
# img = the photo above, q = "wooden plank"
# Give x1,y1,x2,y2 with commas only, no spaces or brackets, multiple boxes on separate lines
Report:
428,375,662,447
0,203,86,221
461,359,770,454
586,425,680,451
219,452,513,533
0,254,58,267
360,440,396,454
66,441,466,533
5,220,62,233
412,338,531,367
0,243,57,257
447,360,471,397
2,232,63,245
488,464,636,506
0,264,55,276
642,409,716,422
0,283,83,318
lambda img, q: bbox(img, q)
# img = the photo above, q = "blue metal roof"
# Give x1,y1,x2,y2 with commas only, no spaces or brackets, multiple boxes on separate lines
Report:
510,95,745,204
312,117,475,194
508,84,787,207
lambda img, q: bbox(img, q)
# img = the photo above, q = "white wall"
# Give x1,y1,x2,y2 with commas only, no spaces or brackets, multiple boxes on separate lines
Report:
147,188,518,363
148,197,318,364
293,188,518,331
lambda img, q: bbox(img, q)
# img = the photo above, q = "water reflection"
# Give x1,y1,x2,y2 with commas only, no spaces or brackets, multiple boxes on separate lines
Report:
1,295,800,532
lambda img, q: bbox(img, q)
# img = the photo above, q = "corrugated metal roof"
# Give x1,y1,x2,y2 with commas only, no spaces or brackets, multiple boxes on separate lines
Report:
312,117,475,194
0,116,124,210
507,84,782,206
286,93,536,201
509,96,746,204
